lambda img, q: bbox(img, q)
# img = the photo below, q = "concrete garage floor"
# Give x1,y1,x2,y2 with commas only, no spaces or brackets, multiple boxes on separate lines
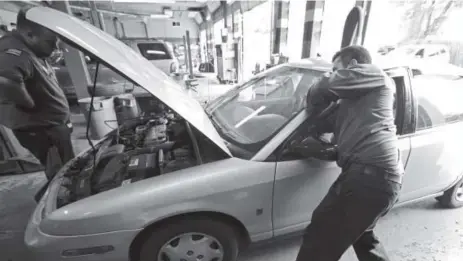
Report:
1,110,463,261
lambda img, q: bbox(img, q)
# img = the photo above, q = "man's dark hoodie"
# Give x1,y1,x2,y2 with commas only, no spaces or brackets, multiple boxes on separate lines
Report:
307,63,404,176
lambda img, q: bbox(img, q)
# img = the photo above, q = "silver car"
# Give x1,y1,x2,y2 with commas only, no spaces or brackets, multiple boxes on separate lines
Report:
24,7,463,261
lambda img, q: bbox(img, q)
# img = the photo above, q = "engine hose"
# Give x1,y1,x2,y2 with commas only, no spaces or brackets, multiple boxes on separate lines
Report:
125,141,175,157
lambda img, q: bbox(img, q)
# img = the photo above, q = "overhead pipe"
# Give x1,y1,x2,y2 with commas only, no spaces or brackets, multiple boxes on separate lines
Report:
88,0,105,31
120,22,127,38
186,30,194,79
112,17,120,38
142,16,150,38
70,5,140,18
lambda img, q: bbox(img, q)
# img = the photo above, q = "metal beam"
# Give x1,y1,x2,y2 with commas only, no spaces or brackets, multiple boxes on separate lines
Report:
88,0,105,31
50,0,92,100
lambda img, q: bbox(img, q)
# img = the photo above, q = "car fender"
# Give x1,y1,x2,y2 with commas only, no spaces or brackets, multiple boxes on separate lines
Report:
41,158,275,237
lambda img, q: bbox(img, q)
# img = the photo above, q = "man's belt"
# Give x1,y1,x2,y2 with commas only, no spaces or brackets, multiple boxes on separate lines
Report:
348,163,403,184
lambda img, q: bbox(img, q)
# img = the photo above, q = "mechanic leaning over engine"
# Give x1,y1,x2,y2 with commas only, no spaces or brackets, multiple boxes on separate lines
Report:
0,8,74,187
294,45,404,261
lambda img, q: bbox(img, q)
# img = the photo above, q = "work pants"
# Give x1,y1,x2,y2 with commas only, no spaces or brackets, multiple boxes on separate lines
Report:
295,164,402,261
14,123,75,201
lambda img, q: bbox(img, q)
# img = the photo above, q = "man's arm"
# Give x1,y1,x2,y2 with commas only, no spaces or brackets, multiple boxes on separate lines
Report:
0,76,35,108
315,109,336,134
0,50,35,108
306,74,336,116
327,66,386,99
307,65,387,110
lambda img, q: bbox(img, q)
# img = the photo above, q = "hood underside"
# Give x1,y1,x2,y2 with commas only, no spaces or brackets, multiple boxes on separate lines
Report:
26,7,231,157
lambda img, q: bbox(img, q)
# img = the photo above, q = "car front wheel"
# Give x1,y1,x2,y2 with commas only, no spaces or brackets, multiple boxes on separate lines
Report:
437,176,463,208
138,217,240,261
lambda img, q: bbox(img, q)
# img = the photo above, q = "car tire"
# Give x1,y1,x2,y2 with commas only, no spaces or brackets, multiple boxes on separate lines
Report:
437,176,463,208
138,217,240,261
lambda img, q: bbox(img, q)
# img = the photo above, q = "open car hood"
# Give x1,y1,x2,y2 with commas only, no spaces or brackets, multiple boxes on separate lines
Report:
26,7,231,157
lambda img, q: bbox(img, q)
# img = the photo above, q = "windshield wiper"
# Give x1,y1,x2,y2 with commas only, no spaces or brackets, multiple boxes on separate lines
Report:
207,113,238,139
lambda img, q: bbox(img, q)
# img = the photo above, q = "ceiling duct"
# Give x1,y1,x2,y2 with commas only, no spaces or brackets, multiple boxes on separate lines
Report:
188,6,208,23
162,7,173,18
206,1,220,13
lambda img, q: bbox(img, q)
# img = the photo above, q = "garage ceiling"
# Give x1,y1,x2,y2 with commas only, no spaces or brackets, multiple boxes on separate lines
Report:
69,0,209,16
0,0,217,25
0,0,41,13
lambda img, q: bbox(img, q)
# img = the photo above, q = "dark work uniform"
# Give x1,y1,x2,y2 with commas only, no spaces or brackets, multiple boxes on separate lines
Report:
0,31,74,180
296,64,404,261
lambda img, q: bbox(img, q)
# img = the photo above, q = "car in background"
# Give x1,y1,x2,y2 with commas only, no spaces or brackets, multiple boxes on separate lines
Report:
23,8,463,261
386,43,451,64
52,39,180,102
121,38,179,75
51,54,132,102
377,45,396,55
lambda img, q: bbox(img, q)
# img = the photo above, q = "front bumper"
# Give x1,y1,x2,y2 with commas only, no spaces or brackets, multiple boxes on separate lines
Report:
24,197,142,261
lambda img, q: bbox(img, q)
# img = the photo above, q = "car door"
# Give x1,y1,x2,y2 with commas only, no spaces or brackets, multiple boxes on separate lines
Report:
396,74,463,203
271,68,413,236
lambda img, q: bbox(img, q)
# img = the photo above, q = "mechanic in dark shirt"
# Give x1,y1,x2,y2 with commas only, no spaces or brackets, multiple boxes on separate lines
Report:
0,8,74,180
294,46,404,261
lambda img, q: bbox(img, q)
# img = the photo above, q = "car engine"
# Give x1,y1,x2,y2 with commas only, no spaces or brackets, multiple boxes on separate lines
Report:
56,112,199,208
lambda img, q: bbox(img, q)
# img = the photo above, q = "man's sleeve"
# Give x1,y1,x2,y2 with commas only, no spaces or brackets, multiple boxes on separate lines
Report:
306,74,337,115
315,110,336,134
324,67,386,99
0,50,35,108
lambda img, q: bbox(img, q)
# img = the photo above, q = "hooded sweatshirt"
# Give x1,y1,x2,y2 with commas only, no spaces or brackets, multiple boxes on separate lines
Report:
307,63,404,176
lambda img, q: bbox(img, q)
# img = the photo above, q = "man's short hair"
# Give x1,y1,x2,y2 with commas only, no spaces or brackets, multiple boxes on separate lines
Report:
332,45,372,65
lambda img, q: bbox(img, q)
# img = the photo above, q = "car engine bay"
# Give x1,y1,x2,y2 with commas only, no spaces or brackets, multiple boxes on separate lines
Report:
56,109,224,209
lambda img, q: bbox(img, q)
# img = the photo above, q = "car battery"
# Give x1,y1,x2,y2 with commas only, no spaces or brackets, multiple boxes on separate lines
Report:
126,153,158,183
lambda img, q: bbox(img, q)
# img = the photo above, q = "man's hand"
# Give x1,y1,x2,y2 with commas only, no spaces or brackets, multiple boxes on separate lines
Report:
0,76,35,109
289,136,337,161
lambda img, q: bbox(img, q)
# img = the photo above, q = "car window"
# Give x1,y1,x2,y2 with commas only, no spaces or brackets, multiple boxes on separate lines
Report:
137,43,173,60
209,66,323,148
413,75,463,131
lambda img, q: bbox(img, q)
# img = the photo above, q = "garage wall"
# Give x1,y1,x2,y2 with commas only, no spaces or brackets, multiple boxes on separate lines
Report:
318,0,357,60
119,16,199,41
285,0,306,61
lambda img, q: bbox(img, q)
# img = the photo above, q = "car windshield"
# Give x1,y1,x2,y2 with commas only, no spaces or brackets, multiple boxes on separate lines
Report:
208,66,324,152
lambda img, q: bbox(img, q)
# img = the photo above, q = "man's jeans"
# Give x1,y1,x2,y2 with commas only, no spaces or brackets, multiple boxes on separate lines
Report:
295,165,402,261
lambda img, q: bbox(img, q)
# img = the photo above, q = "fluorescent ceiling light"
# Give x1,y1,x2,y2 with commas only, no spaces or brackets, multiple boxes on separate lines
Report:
113,0,175,3
150,14,170,19
188,11,198,18
163,8,173,17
